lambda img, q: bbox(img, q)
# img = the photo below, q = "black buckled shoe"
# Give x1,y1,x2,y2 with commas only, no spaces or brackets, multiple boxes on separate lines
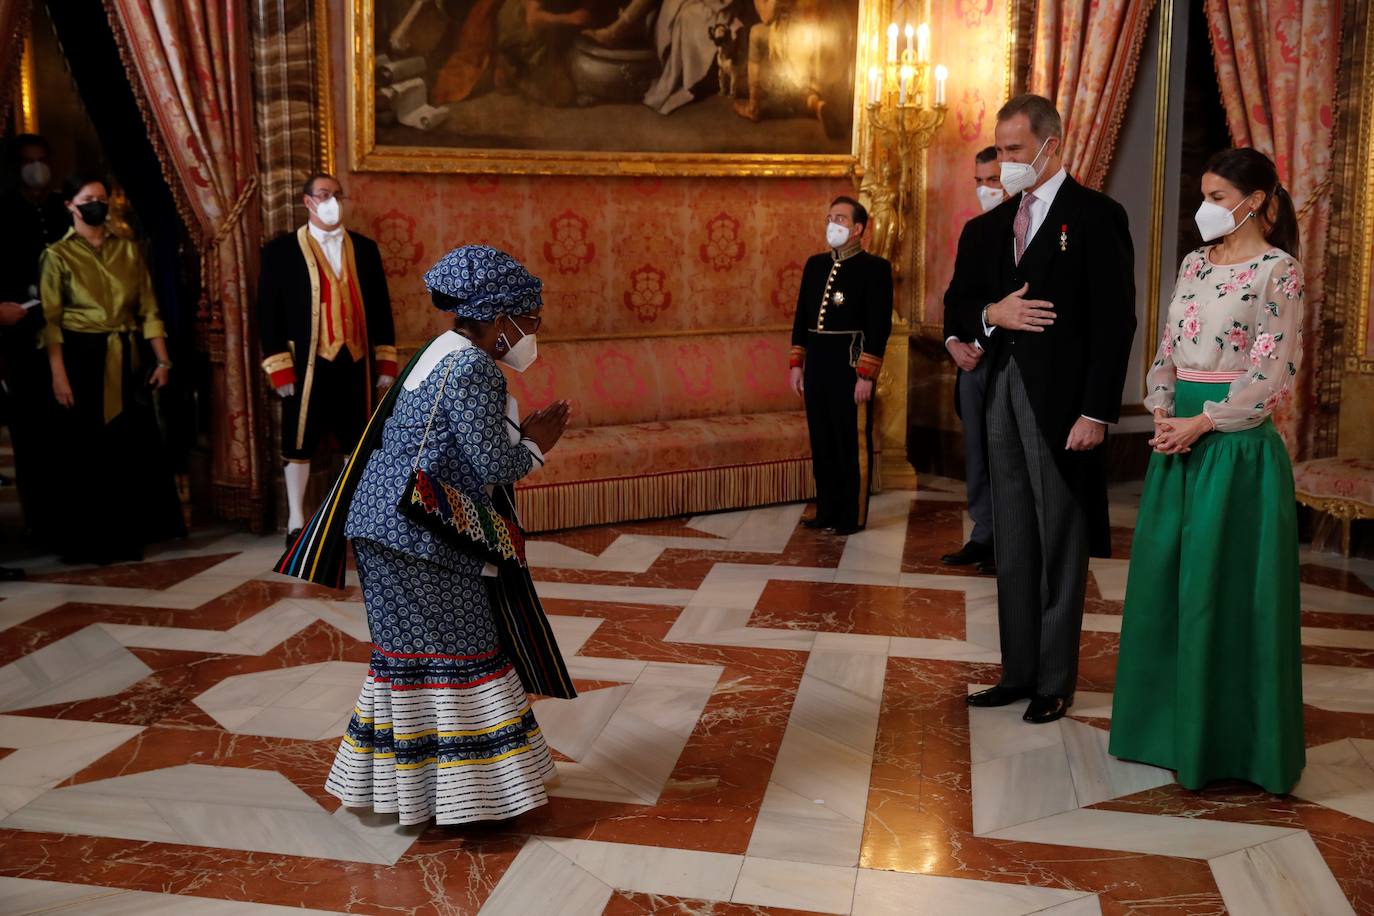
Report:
966,684,1033,708
941,540,992,566
1023,695,1073,724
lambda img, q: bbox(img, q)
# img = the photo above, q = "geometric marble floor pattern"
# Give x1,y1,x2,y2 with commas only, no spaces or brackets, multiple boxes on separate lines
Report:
3,477,1374,914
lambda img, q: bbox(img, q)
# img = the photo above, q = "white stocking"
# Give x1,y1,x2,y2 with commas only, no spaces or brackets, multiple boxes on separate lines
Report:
284,461,311,532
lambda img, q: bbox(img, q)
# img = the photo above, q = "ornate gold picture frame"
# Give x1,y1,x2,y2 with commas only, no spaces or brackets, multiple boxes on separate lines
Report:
347,0,865,176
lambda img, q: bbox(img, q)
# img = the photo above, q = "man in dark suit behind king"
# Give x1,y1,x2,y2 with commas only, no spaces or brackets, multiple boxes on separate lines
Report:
944,95,1136,724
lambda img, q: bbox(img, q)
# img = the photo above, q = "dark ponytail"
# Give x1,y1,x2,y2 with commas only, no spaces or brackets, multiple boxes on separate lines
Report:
1203,147,1301,260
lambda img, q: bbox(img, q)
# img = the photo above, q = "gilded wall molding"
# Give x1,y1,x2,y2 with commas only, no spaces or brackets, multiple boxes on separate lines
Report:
1142,0,1175,392
1334,0,1374,376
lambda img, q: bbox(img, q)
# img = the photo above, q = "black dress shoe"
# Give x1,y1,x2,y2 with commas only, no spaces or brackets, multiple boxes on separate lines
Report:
941,540,992,566
1023,695,1073,724
285,529,303,549
977,558,997,576
966,684,1033,707
801,517,830,530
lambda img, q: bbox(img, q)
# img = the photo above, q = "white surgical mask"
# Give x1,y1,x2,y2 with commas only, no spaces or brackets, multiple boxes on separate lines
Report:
1193,197,1250,242
20,161,50,190
313,196,342,227
975,185,1005,212
1000,136,1052,196
825,222,851,249
498,321,538,372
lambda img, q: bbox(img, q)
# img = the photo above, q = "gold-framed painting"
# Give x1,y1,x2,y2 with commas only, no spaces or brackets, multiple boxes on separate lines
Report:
347,0,869,176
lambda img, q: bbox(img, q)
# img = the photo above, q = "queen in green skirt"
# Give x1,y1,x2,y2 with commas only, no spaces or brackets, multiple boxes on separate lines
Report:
1109,148,1306,794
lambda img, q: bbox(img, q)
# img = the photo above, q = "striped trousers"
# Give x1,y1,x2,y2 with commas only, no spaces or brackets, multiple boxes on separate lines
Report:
985,359,1090,698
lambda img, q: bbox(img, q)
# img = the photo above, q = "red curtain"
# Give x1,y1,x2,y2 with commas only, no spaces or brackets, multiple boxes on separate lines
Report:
104,0,265,522
1028,0,1158,190
1206,0,1342,457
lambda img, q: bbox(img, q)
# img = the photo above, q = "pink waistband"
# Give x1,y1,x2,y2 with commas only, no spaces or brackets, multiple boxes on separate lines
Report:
1176,368,1246,383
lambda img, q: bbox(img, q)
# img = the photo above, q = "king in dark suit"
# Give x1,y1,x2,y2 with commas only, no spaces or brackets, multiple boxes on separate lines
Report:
944,95,1136,723
258,173,397,542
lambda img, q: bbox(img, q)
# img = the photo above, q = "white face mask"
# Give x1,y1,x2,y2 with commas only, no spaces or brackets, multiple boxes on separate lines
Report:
825,222,851,249
1193,197,1250,242
20,161,50,190
975,185,1005,212
1000,136,1053,196
498,320,538,372
313,195,342,227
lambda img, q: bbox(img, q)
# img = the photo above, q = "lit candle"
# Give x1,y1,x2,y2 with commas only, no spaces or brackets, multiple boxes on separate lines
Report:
934,64,948,107
887,23,898,63
904,23,914,54
899,64,911,106
917,22,930,64
866,66,877,104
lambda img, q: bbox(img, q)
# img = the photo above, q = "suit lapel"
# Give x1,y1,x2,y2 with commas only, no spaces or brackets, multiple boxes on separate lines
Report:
1016,176,1081,280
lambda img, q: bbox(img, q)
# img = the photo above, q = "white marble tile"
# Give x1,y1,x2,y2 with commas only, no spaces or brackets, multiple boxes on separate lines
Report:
0,727,144,789
0,785,45,819
99,623,252,655
1300,582,1374,616
986,809,1299,858
1032,896,1104,915
3,791,185,845
237,706,344,741
687,507,749,539
888,637,1001,663
527,536,662,573
767,722,873,825
478,838,613,916
532,581,695,607
746,781,864,866
226,602,320,654
0,625,153,713
968,701,1063,765
852,868,1094,915
1303,664,1374,714
1066,690,1114,721
1299,626,1374,650
1086,559,1130,601
0,877,350,914
573,662,720,804
534,685,632,761
732,857,858,915
546,762,649,804
1208,831,1355,915
1079,614,1122,634
726,502,806,551
972,743,1078,836
547,614,603,658
1059,719,1173,808
289,599,369,643
689,625,818,651
147,797,389,863
538,835,743,901
1290,740,1374,824
564,656,647,683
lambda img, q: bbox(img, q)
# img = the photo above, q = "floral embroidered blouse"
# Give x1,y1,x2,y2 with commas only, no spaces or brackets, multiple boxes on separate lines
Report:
1144,246,1304,432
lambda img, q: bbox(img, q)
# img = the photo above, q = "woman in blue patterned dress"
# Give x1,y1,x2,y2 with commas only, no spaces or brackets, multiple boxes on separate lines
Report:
326,246,571,825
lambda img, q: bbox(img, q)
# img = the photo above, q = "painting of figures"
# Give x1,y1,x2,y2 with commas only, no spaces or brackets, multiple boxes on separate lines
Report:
353,0,862,174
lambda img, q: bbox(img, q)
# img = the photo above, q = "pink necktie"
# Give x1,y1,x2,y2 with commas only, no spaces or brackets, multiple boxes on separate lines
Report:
1013,192,1035,264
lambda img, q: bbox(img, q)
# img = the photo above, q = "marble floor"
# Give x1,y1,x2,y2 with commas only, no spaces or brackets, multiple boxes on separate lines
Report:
2,477,1374,915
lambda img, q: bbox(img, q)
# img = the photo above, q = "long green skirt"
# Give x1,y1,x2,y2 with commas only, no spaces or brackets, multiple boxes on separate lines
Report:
1108,380,1305,794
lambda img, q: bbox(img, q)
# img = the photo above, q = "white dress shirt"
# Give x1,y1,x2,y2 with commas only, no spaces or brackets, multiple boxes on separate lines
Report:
308,222,345,276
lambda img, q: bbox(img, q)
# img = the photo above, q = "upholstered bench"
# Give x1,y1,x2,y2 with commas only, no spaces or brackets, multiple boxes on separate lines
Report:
502,331,815,532
1293,457,1374,556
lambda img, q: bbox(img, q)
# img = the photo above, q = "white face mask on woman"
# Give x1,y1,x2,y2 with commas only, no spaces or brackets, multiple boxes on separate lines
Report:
1193,197,1251,242
498,319,538,372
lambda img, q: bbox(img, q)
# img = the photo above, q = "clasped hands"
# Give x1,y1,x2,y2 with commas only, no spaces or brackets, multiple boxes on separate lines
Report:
521,400,572,453
1150,409,1211,455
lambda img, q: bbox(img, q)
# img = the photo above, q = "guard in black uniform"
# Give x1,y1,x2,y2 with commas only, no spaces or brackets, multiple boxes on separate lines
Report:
788,196,893,534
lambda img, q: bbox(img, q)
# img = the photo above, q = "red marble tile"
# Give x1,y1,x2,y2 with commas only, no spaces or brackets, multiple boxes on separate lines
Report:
750,580,965,638
30,553,242,589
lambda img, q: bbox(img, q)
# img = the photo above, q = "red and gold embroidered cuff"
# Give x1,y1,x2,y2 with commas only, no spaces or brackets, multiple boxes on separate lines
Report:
788,345,806,368
262,351,295,387
856,353,883,379
374,344,398,379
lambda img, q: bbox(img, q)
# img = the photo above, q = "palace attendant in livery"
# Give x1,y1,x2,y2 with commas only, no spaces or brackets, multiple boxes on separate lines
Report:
325,245,572,825
789,195,893,535
258,173,397,544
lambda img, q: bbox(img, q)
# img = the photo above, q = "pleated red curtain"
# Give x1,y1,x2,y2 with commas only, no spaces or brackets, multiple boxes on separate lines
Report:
104,0,266,521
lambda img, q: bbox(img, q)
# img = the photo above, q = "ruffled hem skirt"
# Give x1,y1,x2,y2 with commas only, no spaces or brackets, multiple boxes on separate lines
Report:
325,541,556,825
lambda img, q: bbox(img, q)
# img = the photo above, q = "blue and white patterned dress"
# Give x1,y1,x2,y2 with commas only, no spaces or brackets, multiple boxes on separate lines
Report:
326,334,556,825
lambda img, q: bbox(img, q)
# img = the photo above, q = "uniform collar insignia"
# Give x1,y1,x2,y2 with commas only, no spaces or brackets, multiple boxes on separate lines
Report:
832,240,863,262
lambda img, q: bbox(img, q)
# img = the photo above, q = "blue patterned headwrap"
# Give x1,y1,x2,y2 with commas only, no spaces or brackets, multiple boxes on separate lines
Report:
423,245,543,320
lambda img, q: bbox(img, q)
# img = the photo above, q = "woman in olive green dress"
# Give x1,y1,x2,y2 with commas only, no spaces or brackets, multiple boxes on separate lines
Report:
39,174,184,563
1109,148,1305,794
